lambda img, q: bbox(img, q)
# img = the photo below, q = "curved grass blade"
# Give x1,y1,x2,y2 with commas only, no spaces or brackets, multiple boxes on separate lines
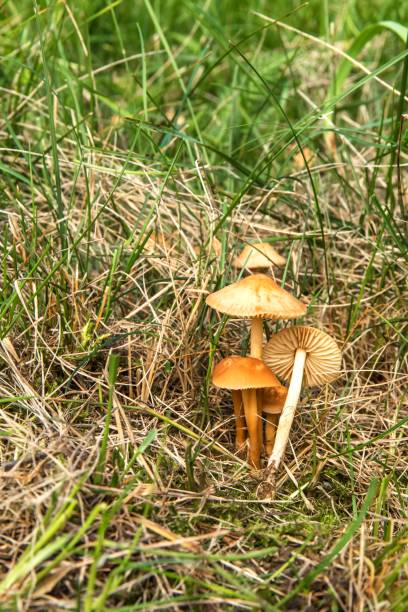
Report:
330,21,408,98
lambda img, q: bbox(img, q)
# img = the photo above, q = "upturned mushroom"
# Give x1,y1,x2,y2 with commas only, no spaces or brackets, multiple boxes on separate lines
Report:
234,242,286,271
263,326,341,474
212,356,280,469
262,385,288,456
206,274,306,360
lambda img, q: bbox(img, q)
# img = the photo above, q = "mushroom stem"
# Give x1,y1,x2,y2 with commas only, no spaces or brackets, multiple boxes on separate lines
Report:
231,390,247,450
256,389,263,456
242,388,261,469
265,414,280,456
250,318,263,359
267,348,307,472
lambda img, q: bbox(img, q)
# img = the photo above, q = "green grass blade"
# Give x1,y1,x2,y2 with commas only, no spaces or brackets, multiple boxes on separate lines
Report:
330,21,408,97
277,478,379,606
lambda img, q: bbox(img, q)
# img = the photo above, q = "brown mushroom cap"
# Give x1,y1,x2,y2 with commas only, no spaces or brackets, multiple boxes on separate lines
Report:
212,356,281,390
206,274,306,320
234,243,286,269
263,326,342,387
262,385,288,414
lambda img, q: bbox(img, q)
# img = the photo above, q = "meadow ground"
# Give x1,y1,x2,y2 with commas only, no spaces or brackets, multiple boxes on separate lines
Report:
0,1,407,610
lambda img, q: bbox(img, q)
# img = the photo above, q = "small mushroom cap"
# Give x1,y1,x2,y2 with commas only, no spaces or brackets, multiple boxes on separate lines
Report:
212,356,281,390
234,243,286,269
263,326,342,387
262,385,288,414
206,274,306,320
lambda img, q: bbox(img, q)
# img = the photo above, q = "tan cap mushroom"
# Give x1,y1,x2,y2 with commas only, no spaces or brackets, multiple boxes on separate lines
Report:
213,356,280,469
262,326,342,475
213,355,280,390
234,243,286,270
262,385,288,414
206,274,306,359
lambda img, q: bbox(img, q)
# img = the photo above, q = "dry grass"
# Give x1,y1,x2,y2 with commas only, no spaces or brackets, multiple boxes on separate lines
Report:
0,144,407,609
0,0,407,609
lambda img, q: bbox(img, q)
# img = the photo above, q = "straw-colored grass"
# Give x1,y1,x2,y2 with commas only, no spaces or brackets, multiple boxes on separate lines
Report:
0,1,407,609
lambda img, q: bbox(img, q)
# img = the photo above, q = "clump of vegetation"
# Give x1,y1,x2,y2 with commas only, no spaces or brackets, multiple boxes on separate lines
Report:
0,1,407,609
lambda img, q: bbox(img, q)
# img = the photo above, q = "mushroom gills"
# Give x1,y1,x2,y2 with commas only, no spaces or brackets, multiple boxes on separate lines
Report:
263,326,342,476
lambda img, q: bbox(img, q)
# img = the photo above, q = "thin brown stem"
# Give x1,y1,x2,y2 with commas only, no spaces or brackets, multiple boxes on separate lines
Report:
256,389,263,458
250,318,263,358
265,414,280,456
242,389,261,470
231,389,246,450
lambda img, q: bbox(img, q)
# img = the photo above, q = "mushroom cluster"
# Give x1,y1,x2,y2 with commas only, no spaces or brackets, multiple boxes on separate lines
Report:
212,356,280,469
206,242,342,480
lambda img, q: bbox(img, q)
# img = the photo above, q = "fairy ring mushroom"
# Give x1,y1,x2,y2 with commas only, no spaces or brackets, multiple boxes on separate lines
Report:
263,326,342,475
234,243,286,271
212,356,280,469
206,274,306,360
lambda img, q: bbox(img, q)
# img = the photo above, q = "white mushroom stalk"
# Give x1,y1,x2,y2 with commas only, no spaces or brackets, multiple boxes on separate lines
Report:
267,348,306,471
263,326,342,480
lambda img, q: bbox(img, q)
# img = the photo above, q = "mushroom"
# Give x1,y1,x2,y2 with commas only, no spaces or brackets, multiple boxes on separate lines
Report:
262,385,288,455
206,274,306,360
230,389,247,451
234,242,286,271
263,326,342,474
212,356,280,469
